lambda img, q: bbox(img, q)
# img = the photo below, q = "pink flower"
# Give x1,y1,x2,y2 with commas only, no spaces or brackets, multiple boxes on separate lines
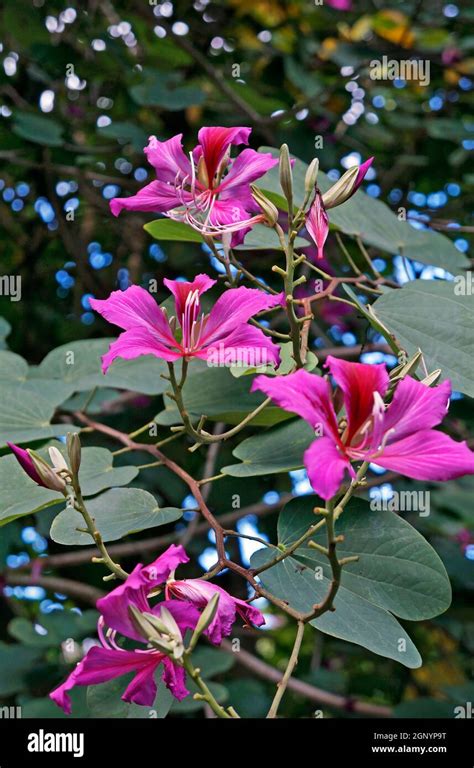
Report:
306,191,329,260
166,578,265,644
252,357,474,500
50,544,266,713
50,545,199,714
109,127,278,242
89,276,283,373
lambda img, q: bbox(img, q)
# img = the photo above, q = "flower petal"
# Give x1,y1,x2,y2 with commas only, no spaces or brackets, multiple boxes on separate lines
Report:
144,134,192,182
202,286,284,344
219,149,279,196
167,578,264,645
49,646,160,714
196,126,251,181
98,545,189,640
383,377,451,441
100,326,181,373
304,437,354,500
161,657,189,701
163,274,216,319
89,285,173,335
375,430,474,482
7,443,46,487
326,356,389,442
251,369,340,437
354,157,374,191
109,181,186,217
201,323,280,368
306,192,329,260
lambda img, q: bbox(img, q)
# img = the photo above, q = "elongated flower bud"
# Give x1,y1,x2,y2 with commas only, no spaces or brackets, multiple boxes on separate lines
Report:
67,432,82,476
306,191,329,260
279,143,293,208
188,593,220,651
322,157,373,210
251,185,279,226
7,442,67,493
30,451,67,493
305,158,319,193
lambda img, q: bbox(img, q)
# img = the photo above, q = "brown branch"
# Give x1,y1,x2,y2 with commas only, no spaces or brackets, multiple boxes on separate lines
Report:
4,572,104,605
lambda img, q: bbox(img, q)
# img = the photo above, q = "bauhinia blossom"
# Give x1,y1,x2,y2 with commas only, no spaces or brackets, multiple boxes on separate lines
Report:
50,544,265,713
109,126,278,242
305,158,373,258
50,545,198,713
252,356,474,500
7,442,68,493
166,577,265,644
89,276,283,372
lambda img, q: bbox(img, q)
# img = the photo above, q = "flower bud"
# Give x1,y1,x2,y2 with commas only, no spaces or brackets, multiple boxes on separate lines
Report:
250,185,279,226
29,451,67,493
188,593,220,651
279,143,293,207
304,158,319,193
322,157,373,210
67,432,82,476
305,191,329,260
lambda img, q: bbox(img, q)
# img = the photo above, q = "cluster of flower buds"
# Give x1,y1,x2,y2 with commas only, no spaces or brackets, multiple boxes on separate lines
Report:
129,604,186,661
305,156,373,259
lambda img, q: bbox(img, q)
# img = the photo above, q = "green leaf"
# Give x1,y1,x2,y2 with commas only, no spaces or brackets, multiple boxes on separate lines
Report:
8,610,98,648
252,545,421,667
0,379,76,447
98,122,148,151
0,317,11,348
0,350,29,381
33,339,169,395
130,73,205,109
50,488,182,545
372,280,474,396
278,496,451,621
0,642,43,696
222,418,314,477
0,446,139,525
234,223,308,251
156,364,290,427
12,111,64,147
249,495,444,667
144,219,203,243
87,675,173,719
258,148,469,273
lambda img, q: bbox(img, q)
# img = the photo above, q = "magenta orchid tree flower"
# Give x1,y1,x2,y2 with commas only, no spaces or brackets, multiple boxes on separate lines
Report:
89,276,283,373
50,545,199,713
166,577,265,644
252,356,474,500
305,158,373,259
50,544,265,713
109,126,278,243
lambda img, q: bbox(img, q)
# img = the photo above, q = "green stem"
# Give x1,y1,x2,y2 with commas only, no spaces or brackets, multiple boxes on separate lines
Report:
267,620,305,718
72,482,128,580
182,654,238,718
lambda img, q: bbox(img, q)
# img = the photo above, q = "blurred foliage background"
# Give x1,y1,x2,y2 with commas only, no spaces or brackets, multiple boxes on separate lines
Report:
0,0,473,719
